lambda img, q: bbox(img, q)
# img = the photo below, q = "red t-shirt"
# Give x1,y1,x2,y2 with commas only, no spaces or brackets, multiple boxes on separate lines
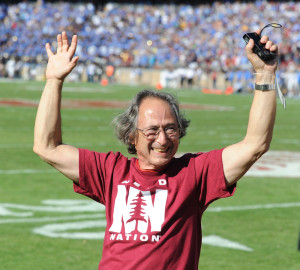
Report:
74,148,235,270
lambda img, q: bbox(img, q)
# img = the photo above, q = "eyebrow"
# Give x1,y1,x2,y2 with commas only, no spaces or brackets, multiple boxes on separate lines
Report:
145,123,177,129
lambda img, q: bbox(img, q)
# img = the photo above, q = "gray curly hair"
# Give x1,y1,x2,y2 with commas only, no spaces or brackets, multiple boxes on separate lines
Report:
113,89,190,154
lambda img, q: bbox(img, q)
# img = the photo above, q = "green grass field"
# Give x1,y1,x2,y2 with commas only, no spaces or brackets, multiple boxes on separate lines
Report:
0,80,299,270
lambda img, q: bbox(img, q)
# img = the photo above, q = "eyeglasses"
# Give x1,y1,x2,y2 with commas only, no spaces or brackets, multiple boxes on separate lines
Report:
136,126,179,140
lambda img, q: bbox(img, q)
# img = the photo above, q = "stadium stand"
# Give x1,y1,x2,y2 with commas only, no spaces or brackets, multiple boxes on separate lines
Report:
0,1,299,96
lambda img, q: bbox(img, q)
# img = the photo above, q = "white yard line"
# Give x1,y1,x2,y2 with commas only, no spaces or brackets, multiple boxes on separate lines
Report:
1,199,298,249
0,169,57,175
208,202,300,212
0,214,104,224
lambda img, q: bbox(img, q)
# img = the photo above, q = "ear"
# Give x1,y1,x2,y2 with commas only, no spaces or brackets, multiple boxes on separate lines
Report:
129,133,137,145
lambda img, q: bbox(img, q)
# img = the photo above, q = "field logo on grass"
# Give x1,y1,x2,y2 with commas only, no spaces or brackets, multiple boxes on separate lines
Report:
4,199,300,251
109,180,168,242
246,151,300,178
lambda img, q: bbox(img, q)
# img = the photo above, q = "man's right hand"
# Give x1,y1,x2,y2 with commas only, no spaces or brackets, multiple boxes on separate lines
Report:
33,32,80,183
45,32,79,82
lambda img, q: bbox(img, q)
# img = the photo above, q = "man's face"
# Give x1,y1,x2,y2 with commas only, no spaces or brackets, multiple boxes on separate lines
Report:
133,97,180,171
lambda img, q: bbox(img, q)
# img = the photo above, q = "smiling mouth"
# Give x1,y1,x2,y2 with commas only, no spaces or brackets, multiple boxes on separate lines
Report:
152,147,169,153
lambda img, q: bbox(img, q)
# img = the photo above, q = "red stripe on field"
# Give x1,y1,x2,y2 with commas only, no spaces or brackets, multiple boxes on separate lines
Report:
0,99,231,111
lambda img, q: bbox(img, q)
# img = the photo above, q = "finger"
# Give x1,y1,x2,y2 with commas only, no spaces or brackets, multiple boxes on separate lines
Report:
245,38,254,53
270,44,278,53
70,56,80,66
45,43,54,58
68,56,79,73
57,34,62,53
255,29,261,36
260,35,269,45
68,35,78,57
265,40,273,50
62,31,69,52
254,29,269,45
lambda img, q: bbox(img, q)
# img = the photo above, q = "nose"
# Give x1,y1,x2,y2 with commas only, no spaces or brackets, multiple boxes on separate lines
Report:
155,128,168,145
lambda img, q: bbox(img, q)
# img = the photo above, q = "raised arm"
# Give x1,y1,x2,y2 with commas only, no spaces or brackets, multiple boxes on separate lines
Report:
33,32,80,183
222,30,278,186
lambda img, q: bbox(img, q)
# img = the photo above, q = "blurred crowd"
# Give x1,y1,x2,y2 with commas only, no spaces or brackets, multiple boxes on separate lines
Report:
0,0,299,96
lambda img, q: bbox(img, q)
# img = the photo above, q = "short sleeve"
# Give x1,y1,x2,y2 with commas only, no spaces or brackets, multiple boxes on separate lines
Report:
195,149,236,210
73,149,121,205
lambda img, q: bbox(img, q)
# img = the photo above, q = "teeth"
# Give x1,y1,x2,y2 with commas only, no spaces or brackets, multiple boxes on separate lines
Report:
153,148,167,153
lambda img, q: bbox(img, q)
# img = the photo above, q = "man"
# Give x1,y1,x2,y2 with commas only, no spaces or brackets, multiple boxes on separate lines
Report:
34,31,278,269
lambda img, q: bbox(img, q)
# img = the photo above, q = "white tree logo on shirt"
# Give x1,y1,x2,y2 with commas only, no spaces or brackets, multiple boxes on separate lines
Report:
126,192,147,231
